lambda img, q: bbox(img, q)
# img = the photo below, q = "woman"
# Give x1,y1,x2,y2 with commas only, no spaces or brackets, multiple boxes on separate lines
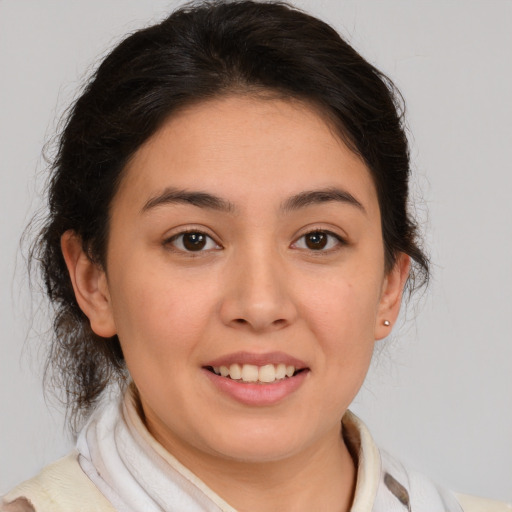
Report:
2,1,510,511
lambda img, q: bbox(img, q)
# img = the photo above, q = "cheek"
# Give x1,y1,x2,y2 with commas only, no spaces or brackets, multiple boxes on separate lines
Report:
297,269,381,393
299,272,382,338
109,261,219,366
305,278,378,397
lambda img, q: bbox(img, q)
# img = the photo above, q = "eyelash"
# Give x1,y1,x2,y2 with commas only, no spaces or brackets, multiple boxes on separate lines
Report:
164,229,346,255
164,230,221,254
292,230,346,252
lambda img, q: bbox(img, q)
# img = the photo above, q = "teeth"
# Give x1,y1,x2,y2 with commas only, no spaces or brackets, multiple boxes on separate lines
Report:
241,364,259,382
211,363,298,383
229,363,242,380
258,364,276,383
275,363,286,379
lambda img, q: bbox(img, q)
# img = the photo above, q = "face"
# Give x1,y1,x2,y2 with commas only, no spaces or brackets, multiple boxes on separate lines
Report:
67,95,407,466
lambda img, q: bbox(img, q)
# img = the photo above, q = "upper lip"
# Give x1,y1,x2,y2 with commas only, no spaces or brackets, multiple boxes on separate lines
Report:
204,351,308,369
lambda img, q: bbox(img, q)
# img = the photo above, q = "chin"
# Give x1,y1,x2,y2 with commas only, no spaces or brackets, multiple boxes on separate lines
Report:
217,440,300,464
201,419,308,463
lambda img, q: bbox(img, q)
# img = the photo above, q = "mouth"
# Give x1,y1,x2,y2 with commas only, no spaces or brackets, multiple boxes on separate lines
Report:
202,353,310,405
204,363,307,384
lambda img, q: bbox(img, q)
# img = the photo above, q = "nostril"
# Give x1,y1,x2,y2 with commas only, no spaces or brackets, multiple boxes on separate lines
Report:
231,317,288,329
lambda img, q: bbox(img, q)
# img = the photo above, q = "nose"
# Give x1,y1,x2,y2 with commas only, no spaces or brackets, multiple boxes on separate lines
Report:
219,245,298,333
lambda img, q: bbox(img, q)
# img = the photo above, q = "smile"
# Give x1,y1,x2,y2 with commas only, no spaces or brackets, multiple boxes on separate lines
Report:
206,363,303,383
202,352,309,405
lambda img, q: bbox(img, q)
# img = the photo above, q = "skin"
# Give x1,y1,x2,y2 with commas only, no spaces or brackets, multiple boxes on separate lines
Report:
62,95,409,512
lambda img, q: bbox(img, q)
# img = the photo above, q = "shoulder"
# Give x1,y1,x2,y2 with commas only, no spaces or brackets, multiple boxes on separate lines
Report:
379,450,511,512
1,452,115,512
344,412,511,512
455,493,512,512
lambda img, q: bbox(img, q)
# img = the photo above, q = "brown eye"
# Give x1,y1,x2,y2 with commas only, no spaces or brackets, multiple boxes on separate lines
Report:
183,232,207,251
168,231,220,252
305,231,328,250
293,230,344,252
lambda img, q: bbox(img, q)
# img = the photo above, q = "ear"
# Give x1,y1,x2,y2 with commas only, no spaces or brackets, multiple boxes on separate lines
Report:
374,253,410,340
61,230,117,338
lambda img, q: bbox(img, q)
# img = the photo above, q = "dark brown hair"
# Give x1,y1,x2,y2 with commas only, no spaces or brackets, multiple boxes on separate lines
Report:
30,0,429,429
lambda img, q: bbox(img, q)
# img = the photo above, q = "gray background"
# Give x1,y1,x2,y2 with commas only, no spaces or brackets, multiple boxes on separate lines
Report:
1,0,511,502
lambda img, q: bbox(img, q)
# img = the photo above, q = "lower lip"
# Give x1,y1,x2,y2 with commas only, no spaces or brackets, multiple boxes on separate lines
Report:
202,368,309,406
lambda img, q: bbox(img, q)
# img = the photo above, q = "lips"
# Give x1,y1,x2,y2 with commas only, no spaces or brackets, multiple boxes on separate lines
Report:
202,352,309,405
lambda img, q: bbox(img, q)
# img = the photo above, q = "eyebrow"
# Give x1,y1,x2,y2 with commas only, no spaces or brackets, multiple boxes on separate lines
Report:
281,187,366,214
141,187,236,214
141,186,365,216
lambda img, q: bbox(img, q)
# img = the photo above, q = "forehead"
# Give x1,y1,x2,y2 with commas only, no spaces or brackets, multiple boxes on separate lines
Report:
117,95,379,217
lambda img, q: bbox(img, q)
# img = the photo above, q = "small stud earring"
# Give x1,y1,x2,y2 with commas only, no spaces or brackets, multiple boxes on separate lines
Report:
383,320,391,326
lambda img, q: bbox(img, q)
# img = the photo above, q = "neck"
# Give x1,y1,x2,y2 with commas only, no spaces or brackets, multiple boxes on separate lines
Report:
152,422,356,512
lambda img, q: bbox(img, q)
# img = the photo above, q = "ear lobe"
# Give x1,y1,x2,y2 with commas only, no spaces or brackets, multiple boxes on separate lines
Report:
61,230,117,338
374,253,410,340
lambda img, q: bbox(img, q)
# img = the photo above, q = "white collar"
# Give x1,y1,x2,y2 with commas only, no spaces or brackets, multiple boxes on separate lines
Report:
76,388,462,512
